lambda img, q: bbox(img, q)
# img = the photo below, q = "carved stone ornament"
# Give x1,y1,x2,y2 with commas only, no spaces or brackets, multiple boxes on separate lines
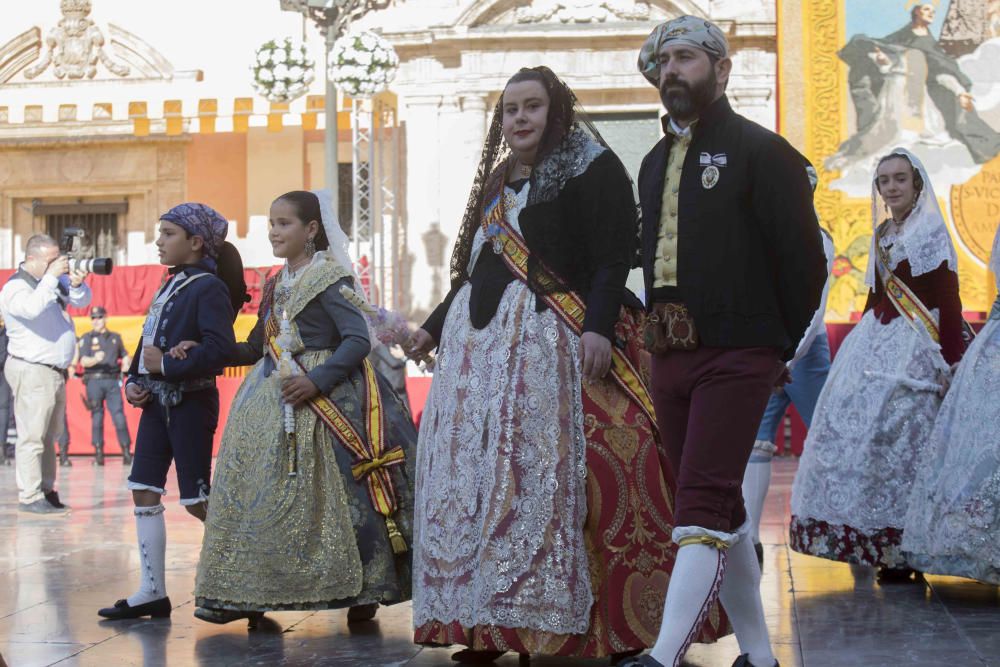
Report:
515,0,651,23
24,0,130,80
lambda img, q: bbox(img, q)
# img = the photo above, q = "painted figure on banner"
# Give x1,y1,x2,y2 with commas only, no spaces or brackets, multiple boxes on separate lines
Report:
828,1,1000,187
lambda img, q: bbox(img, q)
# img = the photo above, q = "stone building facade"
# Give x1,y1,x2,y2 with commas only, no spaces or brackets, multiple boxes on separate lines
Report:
0,0,780,319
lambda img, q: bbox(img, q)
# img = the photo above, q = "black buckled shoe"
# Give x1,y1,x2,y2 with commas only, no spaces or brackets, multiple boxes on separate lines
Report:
98,596,172,620
754,541,764,571
732,654,779,667
616,655,665,667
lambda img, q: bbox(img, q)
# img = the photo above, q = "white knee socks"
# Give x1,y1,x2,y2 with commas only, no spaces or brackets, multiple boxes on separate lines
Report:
127,504,167,606
741,440,775,544
649,543,727,667
720,535,775,667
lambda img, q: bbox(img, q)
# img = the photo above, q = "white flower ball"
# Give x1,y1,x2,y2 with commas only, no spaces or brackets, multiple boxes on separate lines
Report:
288,66,304,81
274,63,289,79
259,68,275,83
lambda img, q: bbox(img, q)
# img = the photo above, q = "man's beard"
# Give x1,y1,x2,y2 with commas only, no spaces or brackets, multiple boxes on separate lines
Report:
659,69,717,121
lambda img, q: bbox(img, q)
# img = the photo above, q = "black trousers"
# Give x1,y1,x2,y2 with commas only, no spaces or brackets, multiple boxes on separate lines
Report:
84,377,131,448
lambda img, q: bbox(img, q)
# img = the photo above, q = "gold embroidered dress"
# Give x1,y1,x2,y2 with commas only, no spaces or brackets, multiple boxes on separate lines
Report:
195,253,417,611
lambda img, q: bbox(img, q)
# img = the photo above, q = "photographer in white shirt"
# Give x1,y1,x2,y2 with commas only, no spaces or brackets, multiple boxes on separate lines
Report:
0,234,91,514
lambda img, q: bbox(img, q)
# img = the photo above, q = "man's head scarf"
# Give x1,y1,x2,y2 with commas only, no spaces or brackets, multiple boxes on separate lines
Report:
160,203,228,259
638,15,730,87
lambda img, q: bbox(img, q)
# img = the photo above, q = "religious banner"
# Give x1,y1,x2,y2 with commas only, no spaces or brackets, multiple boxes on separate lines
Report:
787,0,1000,320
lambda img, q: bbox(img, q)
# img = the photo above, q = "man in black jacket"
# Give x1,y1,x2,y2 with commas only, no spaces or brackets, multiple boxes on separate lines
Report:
620,16,826,667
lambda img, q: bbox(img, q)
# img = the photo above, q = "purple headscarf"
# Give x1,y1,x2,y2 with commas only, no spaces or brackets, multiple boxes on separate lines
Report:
160,203,228,260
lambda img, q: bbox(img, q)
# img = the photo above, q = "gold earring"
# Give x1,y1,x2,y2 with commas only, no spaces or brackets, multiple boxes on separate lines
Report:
305,236,316,256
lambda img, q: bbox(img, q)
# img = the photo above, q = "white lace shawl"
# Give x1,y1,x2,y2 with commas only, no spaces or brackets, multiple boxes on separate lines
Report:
864,147,958,288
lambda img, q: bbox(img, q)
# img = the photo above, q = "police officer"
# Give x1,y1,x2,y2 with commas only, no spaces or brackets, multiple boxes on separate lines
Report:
78,306,132,465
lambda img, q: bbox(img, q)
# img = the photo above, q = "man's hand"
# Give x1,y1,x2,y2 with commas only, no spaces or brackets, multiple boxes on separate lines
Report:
580,331,612,382
168,340,200,360
94,351,106,363
281,376,320,406
142,346,164,374
406,328,436,357
125,383,151,407
45,256,69,279
69,269,87,288
958,92,975,112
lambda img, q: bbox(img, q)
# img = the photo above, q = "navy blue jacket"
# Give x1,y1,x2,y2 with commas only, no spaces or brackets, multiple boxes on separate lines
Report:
126,264,237,384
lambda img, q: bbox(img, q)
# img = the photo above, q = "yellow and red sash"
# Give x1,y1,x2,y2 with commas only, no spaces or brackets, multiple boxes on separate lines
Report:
482,181,657,427
875,237,941,344
264,311,408,554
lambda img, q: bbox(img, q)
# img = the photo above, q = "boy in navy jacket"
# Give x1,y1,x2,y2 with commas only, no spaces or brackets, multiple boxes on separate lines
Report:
99,203,240,621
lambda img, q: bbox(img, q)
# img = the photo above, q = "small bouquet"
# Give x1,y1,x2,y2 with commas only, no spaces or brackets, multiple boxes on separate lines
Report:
339,286,434,370
276,309,299,476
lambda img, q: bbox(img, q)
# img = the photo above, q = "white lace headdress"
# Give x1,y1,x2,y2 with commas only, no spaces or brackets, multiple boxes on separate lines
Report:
312,188,381,347
864,147,958,289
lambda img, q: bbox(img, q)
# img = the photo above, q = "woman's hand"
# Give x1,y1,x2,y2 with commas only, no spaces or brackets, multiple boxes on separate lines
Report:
142,346,164,374
125,383,151,407
282,376,320,406
168,340,200,360
580,331,612,382
937,363,959,397
406,328,436,358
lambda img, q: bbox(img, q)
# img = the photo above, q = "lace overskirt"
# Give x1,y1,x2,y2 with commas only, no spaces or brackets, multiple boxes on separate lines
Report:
790,310,947,566
412,280,592,635
903,318,1000,583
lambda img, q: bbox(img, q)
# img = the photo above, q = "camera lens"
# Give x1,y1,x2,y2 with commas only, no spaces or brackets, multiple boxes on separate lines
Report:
90,258,113,275
67,257,114,275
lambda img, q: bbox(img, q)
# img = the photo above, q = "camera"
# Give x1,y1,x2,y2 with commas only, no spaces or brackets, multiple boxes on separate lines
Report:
59,227,113,275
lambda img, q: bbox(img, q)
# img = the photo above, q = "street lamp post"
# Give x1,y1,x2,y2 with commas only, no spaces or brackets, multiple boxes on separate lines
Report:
279,0,391,217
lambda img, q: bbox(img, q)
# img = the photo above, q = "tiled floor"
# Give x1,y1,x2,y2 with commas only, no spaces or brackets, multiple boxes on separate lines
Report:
1,457,998,667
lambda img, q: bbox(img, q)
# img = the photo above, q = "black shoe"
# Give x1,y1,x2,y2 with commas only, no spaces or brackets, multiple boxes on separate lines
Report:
733,653,781,667
451,649,506,664
877,566,918,583
732,655,779,667
754,541,764,571
59,455,72,467
98,597,172,620
44,491,67,509
617,656,665,667
347,603,378,622
18,498,67,514
121,450,133,465
194,606,263,629
93,446,105,466
610,649,643,665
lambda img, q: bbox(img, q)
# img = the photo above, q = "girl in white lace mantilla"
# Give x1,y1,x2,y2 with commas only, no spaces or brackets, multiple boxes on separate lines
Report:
902,225,1000,584
789,148,967,576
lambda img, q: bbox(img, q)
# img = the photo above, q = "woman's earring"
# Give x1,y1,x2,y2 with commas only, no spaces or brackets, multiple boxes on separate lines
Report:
305,236,316,257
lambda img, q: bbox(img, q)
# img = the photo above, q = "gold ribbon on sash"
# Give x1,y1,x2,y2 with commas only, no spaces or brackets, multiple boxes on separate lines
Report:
264,311,408,554
481,178,657,428
875,236,941,343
